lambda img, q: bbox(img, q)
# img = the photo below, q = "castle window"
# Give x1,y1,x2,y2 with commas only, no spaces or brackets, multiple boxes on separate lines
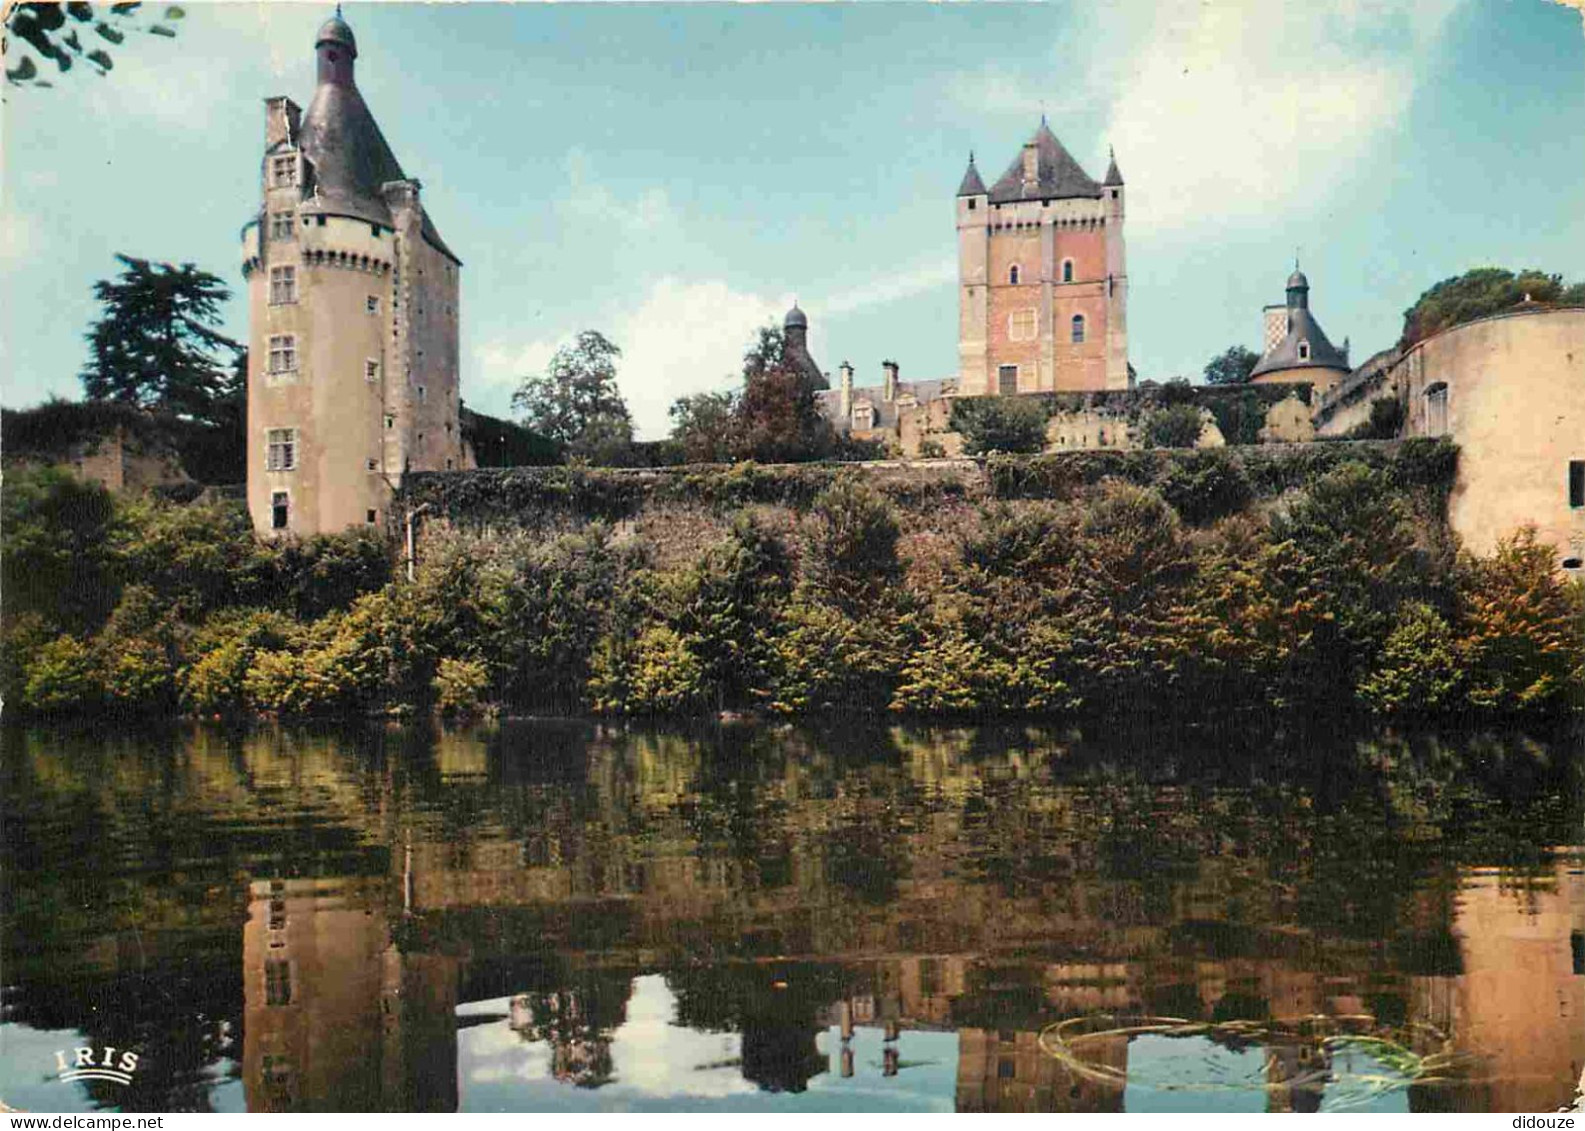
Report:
270,153,297,188
1009,265,1020,285
1008,308,1037,342
366,295,380,314
1568,460,1584,508
998,365,1018,395
1425,382,1449,437
265,428,297,472
366,459,377,471
1061,259,1074,283
367,509,378,524
264,959,292,1006
365,359,380,382
968,199,977,210
384,414,395,430
269,211,295,241
1071,315,1086,344
1297,340,1311,361
267,334,297,374
270,491,289,531
416,385,427,402
269,266,297,305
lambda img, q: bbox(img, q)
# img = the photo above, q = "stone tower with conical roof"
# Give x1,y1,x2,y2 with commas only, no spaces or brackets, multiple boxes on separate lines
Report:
956,121,1128,395
241,9,464,536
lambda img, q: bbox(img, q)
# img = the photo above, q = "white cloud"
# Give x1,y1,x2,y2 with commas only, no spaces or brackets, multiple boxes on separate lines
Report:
557,148,675,236
824,256,955,317
1098,0,1463,234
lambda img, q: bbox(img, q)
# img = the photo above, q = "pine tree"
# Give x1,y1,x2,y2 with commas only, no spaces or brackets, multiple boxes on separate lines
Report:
80,254,242,427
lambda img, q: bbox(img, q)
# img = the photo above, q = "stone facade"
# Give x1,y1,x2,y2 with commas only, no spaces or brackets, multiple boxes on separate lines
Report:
1317,306,1585,570
242,14,464,537
956,124,1129,396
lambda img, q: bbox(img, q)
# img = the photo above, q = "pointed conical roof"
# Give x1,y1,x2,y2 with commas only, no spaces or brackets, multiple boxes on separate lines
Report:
987,121,1102,203
1104,147,1123,186
957,154,986,196
295,15,458,262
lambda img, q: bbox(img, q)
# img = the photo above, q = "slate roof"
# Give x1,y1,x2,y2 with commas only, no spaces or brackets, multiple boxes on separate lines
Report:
1251,305,1350,378
295,21,459,263
987,122,1103,204
1104,149,1124,186
957,155,987,197
816,378,957,431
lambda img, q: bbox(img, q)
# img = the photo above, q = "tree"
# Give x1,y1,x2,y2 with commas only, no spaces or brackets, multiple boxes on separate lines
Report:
951,397,1047,455
1203,344,1260,386
5,2,183,89
668,390,738,463
1143,403,1204,449
1400,267,1585,347
731,324,833,463
80,254,242,427
511,330,633,456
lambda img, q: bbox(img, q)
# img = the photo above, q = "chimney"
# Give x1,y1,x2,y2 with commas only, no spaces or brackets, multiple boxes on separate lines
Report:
265,96,301,149
882,360,899,402
839,362,854,418
1021,142,1039,190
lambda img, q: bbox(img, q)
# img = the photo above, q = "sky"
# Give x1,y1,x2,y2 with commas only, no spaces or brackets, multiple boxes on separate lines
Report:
3,0,1583,438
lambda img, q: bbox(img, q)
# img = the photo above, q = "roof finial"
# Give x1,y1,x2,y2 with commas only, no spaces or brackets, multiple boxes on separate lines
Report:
335,1,342,16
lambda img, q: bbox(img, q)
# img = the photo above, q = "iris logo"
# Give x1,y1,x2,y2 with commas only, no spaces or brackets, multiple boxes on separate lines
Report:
52,1047,140,1087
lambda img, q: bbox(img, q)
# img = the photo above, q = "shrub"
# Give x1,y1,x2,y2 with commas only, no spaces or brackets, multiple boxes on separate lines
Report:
803,473,901,608
588,625,708,715
952,397,1048,455
179,609,298,715
22,636,102,713
1158,451,1253,525
2,467,120,633
1143,403,1205,449
768,595,904,714
1357,602,1463,715
916,439,947,460
1456,527,1584,713
1347,397,1404,441
434,657,493,718
890,623,1000,713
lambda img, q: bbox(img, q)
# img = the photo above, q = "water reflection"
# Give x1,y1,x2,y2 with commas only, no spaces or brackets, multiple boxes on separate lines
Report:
1,720,1581,1112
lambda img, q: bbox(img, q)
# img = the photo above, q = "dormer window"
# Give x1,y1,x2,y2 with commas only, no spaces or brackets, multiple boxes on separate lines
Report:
1297,340,1311,361
270,153,298,188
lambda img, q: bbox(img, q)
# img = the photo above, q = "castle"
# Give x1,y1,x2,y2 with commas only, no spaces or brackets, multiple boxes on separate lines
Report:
234,16,1582,573
955,122,1129,395
241,11,464,537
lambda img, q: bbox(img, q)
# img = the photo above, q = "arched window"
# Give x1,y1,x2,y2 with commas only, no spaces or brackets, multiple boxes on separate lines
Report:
1008,264,1020,285
1425,382,1449,437
1071,315,1086,344
1061,259,1074,283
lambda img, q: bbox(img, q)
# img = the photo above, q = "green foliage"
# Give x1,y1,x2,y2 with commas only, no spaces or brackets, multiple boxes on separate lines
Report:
1400,267,1584,347
916,439,947,460
1157,450,1253,525
433,657,492,718
460,406,560,468
2,466,120,632
890,621,999,713
589,625,709,715
767,595,903,714
733,333,835,463
803,473,901,608
179,608,298,715
80,255,242,428
1456,528,1584,712
1203,344,1260,386
951,397,1048,455
1347,397,1405,441
668,390,739,463
1143,403,1205,449
512,330,633,455
5,2,182,88
1357,603,1463,715
22,635,101,713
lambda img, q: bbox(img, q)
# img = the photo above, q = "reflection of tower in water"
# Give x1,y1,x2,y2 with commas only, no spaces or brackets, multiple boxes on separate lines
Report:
507,976,630,1089
241,877,458,1112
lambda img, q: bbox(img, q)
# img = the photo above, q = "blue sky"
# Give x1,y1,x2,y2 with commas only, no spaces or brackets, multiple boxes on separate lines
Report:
3,0,1583,437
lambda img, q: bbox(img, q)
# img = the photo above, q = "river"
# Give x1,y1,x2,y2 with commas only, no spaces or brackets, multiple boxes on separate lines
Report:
1,719,1580,1113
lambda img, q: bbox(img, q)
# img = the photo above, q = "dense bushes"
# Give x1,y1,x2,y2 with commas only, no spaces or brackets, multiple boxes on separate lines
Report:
4,455,1577,722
